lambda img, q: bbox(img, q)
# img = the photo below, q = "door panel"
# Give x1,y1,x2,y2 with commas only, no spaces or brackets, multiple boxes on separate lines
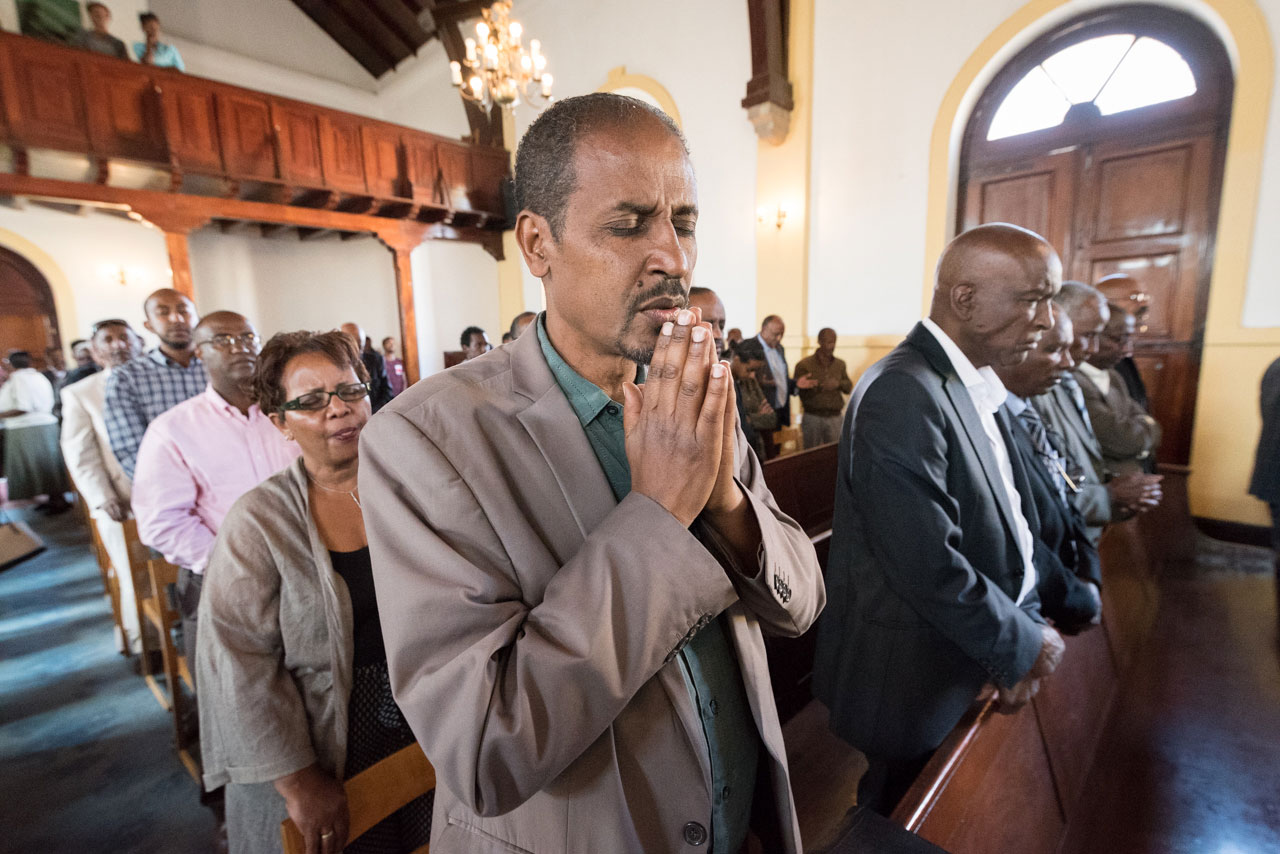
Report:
963,132,1220,466
962,150,1077,262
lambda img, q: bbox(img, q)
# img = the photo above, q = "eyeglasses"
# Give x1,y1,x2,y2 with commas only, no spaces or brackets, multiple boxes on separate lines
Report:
199,332,260,352
279,382,371,412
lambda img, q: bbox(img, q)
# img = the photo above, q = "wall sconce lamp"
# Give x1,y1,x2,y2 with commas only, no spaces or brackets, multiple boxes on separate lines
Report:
757,204,788,230
99,263,149,289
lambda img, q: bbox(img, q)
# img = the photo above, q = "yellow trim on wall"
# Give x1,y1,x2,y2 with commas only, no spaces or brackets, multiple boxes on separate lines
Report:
0,226,80,354
598,66,683,127
923,0,1277,526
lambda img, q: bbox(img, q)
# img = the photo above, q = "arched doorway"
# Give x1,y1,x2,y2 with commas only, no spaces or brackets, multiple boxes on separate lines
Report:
958,3,1233,465
0,246,61,371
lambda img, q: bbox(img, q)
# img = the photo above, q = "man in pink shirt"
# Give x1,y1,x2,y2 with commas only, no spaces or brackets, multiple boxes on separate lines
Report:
133,312,300,667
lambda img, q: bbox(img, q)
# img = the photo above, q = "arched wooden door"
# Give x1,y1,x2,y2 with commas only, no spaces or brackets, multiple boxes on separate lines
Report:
0,246,60,370
958,4,1233,465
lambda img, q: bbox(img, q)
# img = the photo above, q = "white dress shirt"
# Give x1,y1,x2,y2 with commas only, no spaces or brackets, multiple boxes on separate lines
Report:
0,368,57,429
921,318,1037,605
1076,362,1111,396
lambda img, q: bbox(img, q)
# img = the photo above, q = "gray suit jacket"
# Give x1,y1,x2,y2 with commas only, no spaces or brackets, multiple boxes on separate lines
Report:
359,328,824,853
1032,383,1113,543
813,323,1044,762
1075,367,1161,475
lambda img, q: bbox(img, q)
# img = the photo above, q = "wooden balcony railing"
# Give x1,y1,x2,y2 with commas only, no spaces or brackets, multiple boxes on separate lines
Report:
0,31,509,231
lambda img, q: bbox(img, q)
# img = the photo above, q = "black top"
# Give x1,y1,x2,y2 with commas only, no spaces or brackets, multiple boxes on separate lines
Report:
329,546,385,667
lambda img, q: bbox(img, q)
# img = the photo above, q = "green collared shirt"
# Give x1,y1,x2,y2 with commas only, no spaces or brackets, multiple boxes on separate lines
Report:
537,316,758,853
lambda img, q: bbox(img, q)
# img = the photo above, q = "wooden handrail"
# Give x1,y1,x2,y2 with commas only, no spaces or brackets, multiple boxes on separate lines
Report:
0,32,509,231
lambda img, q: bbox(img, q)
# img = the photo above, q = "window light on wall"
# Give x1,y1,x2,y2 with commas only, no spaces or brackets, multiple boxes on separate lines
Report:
987,35,1197,140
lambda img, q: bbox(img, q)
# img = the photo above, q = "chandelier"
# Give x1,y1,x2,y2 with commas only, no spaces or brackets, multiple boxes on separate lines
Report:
448,1,553,112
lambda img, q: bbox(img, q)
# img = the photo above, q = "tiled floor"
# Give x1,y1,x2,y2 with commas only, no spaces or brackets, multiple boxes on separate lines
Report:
0,505,216,854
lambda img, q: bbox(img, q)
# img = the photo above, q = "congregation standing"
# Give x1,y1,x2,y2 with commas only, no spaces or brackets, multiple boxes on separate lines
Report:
0,89,1186,853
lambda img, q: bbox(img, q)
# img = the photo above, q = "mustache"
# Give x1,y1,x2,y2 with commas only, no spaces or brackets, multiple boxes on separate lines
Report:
628,278,689,314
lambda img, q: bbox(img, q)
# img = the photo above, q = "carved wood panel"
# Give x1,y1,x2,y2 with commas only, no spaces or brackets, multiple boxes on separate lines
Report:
1091,145,1191,242
437,141,473,211
215,91,279,180
85,66,166,162
0,39,89,151
962,150,1077,261
272,102,324,186
317,113,368,195
403,134,440,204
469,147,509,219
158,78,223,173
361,124,404,199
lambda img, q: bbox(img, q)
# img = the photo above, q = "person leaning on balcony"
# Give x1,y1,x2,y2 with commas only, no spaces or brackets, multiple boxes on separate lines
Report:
134,12,185,71
71,3,129,60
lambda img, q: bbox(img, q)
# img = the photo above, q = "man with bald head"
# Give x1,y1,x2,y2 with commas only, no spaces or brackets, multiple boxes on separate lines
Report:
104,287,207,477
340,322,393,411
1078,306,1162,475
134,311,299,664
996,305,1103,634
814,223,1066,814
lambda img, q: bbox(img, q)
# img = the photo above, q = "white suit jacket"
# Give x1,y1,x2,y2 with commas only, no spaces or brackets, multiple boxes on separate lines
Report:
61,371,131,511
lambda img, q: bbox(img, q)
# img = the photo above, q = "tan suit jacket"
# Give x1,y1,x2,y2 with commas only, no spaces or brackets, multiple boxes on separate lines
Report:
60,370,131,511
359,329,824,854
1075,367,1161,476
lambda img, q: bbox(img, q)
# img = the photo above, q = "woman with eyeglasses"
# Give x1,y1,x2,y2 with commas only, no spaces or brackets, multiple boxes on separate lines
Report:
195,330,432,854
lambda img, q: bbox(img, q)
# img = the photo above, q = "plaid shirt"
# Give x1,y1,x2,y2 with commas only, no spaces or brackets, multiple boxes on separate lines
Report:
104,349,208,478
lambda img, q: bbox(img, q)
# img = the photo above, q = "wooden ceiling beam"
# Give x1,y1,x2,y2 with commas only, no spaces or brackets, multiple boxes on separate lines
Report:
329,0,414,66
291,0,392,77
366,0,434,52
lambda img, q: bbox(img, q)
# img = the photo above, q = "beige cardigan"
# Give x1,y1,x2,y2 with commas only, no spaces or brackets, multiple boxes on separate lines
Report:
196,456,355,793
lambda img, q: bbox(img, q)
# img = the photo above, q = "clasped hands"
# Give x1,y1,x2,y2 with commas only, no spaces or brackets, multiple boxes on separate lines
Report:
996,624,1066,713
623,307,744,529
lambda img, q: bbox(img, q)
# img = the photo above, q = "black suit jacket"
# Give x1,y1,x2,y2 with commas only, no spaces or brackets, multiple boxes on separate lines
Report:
362,349,394,412
1006,407,1102,633
813,323,1045,761
1250,356,1280,504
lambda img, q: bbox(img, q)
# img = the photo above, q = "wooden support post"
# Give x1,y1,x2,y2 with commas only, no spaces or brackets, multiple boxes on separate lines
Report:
377,221,430,386
163,230,196,300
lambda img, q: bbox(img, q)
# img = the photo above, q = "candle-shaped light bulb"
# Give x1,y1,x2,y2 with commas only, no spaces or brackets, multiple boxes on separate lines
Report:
483,42,498,69
509,21,523,42
541,73,553,97
464,38,476,62
530,38,541,58
520,53,532,73
469,76,484,97
449,60,463,86
476,21,489,41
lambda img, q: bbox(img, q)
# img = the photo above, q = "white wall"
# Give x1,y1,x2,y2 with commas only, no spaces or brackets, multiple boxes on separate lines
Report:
0,205,170,349
376,0,761,333
410,240,502,375
188,231,400,346
1241,0,1280,327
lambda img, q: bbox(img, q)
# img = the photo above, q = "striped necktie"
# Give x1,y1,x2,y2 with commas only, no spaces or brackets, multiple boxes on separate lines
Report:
1018,404,1069,504
1060,373,1093,432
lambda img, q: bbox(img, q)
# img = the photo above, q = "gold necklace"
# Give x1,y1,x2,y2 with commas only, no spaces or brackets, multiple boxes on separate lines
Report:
306,469,361,510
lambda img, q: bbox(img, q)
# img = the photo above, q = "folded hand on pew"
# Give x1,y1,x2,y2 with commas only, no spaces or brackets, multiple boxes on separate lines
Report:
1110,472,1164,514
996,624,1066,713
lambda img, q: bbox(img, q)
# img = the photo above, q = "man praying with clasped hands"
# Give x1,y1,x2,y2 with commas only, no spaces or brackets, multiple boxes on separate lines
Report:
359,93,824,854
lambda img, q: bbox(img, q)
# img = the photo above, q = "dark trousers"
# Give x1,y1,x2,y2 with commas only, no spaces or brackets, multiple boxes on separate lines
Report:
858,752,933,816
175,566,204,689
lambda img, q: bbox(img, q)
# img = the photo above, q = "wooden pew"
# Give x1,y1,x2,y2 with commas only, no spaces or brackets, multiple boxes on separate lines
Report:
761,442,838,722
886,467,1192,853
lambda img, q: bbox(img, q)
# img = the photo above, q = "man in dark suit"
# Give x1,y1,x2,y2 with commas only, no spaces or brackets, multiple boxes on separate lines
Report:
1095,273,1151,411
754,315,794,426
1249,355,1280,559
340,322,393,411
996,304,1102,634
814,222,1066,815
